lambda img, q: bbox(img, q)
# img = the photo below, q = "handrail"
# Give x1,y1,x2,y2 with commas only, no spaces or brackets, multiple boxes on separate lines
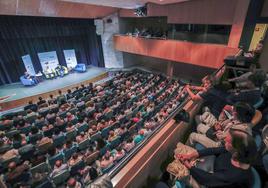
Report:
114,34,232,47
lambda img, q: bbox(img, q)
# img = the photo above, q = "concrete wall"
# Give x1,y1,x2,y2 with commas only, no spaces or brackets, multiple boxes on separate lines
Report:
101,13,124,68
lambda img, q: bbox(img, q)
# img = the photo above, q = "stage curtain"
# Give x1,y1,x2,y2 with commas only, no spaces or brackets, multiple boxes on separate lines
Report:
0,16,105,85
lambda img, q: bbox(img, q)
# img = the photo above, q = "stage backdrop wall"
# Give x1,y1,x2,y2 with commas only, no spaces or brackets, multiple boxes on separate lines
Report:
0,16,105,85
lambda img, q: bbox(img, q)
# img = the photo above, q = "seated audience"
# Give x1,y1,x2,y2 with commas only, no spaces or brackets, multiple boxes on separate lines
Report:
24,101,38,112
80,166,98,185
134,130,145,145
76,132,87,143
68,153,83,166
5,161,30,186
37,97,46,106
177,128,257,188
50,160,68,177
100,152,114,169
187,102,255,148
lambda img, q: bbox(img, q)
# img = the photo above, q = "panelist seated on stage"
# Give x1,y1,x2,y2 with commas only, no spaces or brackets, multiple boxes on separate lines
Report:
55,64,68,77
20,71,38,85
43,66,56,79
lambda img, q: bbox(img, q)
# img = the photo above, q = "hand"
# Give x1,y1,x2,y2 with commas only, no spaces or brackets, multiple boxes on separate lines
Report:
181,160,195,169
214,123,222,131
176,151,199,161
216,131,224,140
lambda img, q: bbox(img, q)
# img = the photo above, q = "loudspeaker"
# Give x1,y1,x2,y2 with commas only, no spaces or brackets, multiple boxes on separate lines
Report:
94,19,104,35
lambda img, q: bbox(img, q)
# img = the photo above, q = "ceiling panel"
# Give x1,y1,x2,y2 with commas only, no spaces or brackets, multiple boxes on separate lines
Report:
61,0,190,9
0,0,118,18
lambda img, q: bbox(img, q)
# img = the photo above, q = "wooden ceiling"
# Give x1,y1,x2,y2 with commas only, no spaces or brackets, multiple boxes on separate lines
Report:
61,0,190,9
0,0,118,18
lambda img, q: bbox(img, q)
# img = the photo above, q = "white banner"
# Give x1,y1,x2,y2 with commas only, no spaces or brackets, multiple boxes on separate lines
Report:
63,49,77,69
38,51,59,71
22,54,36,75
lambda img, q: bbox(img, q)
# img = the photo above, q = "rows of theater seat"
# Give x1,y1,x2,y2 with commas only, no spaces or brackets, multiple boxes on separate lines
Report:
0,69,186,188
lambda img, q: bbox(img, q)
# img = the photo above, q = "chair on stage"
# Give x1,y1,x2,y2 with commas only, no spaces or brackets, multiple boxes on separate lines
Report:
74,64,86,72
20,76,36,86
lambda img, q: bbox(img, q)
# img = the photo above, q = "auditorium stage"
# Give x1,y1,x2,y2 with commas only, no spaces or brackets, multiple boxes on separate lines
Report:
0,66,108,112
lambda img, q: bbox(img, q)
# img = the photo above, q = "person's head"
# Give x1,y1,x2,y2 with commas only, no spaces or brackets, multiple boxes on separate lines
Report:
88,167,98,181
49,94,53,99
13,133,22,141
67,177,77,188
54,127,60,135
80,132,85,137
28,101,33,105
38,97,42,101
139,130,144,136
37,115,43,121
67,122,73,127
56,116,61,122
58,90,62,95
8,162,16,171
109,130,114,137
224,128,257,164
92,125,97,131
72,153,78,160
31,126,39,134
48,147,56,156
78,118,84,123
65,140,72,148
27,109,33,114
55,160,62,168
248,70,267,88
104,151,110,160
234,102,255,123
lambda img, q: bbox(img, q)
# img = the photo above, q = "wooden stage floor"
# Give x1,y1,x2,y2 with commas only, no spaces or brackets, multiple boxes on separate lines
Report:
0,66,108,112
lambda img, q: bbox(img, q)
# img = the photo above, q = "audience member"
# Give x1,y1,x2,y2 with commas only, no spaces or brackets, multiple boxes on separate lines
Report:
177,128,257,188
50,160,68,177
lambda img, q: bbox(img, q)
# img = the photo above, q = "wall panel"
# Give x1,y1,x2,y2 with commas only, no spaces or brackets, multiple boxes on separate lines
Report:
114,35,239,69
132,0,238,25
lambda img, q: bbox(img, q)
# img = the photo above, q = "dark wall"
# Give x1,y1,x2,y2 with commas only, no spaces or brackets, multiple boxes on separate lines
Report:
123,53,214,83
0,16,104,85
119,17,168,34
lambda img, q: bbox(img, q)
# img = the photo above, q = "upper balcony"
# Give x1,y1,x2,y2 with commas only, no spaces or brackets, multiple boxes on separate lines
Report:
114,35,239,69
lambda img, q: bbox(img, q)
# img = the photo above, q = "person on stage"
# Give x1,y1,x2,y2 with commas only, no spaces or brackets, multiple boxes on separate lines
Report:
44,66,56,79
24,71,38,84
